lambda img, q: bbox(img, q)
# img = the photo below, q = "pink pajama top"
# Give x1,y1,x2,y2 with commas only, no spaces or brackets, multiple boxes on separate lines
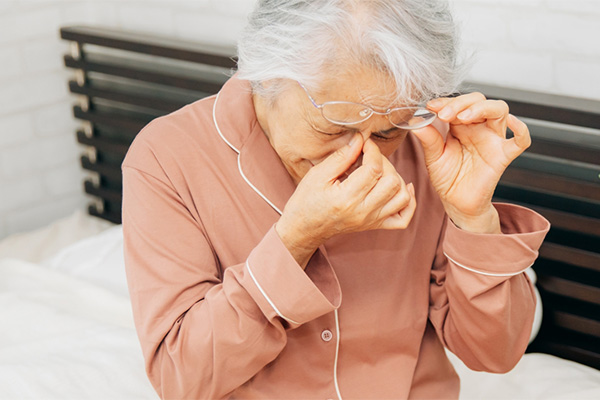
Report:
122,75,550,399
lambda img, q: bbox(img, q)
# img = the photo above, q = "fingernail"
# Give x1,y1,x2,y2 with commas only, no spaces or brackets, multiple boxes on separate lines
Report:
457,110,471,120
348,134,359,147
428,99,443,108
407,182,415,196
438,108,452,120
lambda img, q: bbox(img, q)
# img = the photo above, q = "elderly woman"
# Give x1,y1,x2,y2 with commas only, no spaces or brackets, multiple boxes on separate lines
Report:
122,0,549,398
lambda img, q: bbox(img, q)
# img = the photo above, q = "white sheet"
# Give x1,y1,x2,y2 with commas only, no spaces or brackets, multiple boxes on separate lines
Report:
0,258,157,400
449,351,600,399
1,221,599,399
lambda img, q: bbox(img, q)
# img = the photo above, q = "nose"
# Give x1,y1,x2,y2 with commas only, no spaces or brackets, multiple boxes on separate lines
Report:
341,129,372,148
359,129,372,142
354,114,389,142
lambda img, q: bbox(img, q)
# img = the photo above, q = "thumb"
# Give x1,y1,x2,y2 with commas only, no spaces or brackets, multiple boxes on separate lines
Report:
411,125,445,164
316,133,363,181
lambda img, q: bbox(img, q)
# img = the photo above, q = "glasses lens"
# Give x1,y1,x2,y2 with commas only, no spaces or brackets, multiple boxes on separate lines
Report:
389,108,436,129
321,102,372,125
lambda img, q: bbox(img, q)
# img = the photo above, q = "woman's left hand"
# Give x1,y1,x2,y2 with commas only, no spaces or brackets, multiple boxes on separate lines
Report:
411,92,531,234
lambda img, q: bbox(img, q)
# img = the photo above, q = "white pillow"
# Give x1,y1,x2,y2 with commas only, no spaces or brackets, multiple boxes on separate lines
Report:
43,225,128,297
0,209,114,264
525,267,543,344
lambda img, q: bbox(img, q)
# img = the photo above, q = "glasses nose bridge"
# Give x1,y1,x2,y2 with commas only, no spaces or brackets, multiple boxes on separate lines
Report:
369,107,392,116
363,108,398,130
357,106,391,123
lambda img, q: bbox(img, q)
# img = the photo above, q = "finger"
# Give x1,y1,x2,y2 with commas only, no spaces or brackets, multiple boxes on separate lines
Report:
342,138,383,196
375,179,411,222
411,125,445,164
379,182,417,230
455,100,509,135
426,97,454,112
436,92,487,122
363,156,407,211
503,114,531,160
314,133,363,182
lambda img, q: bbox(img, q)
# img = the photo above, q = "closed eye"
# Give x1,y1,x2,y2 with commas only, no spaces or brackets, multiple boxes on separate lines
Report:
312,122,358,136
311,121,404,140
373,128,405,141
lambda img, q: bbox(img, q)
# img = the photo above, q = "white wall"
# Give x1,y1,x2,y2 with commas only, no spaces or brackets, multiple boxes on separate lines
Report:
452,0,600,100
0,0,253,240
0,0,598,240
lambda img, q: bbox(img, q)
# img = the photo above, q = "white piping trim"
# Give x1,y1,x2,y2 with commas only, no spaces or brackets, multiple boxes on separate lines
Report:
444,252,533,277
237,156,283,215
245,261,301,325
212,86,283,216
333,309,343,400
214,86,342,398
212,90,240,154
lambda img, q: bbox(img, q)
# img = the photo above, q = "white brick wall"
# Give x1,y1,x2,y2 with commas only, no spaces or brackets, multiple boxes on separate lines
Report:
451,0,600,99
0,0,91,240
0,0,598,240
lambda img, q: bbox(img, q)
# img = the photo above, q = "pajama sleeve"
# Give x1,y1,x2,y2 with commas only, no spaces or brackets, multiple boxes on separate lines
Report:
122,140,340,399
428,203,550,372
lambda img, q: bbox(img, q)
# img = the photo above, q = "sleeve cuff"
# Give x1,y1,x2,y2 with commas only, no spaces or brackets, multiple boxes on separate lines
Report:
242,225,341,327
443,203,550,276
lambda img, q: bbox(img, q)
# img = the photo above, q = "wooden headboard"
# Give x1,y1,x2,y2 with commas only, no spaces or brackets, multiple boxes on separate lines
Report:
60,26,236,223
60,25,600,370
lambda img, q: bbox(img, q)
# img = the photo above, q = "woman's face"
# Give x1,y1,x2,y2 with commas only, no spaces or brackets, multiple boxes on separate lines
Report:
254,67,410,184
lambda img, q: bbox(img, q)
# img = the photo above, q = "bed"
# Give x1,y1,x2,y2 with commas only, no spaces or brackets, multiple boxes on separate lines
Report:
0,25,599,399
1,206,599,399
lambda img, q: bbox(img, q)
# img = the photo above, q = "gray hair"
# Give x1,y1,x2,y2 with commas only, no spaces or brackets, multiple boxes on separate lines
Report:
236,0,467,105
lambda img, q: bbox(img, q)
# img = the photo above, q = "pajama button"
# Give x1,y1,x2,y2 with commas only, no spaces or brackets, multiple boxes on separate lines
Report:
321,329,333,342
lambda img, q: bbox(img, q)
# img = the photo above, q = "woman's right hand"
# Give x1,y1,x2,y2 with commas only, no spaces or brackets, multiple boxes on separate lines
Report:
276,134,417,268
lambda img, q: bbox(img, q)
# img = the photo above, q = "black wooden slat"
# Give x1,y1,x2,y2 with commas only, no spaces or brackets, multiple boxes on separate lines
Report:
84,180,122,203
73,105,150,135
494,184,600,218
77,130,130,157
526,121,600,151
538,243,600,273
536,208,600,236
552,312,600,338
69,79,203,114
88,204,121,224
492,199,600,237
526,137,600,166
501,167,600,202
60,26,237,69
510,153,600,185
64,54,227,93
80,155,123,182
505,100,600,130
537,275,600,305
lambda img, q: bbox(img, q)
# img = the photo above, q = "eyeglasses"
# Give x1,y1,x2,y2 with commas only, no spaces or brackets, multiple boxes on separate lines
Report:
298,82,436,130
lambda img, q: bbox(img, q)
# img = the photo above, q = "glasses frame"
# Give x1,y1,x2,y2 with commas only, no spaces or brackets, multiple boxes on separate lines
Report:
298,82,436,130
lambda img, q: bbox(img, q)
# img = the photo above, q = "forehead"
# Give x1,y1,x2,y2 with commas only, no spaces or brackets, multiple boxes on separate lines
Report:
313,66,399,108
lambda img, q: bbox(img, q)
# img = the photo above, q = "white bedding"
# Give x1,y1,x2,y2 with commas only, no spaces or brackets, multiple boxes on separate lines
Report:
1,212,599,399
0,258,157,400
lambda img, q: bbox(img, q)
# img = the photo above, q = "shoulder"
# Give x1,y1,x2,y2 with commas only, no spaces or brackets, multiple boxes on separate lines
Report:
122,95,231,178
